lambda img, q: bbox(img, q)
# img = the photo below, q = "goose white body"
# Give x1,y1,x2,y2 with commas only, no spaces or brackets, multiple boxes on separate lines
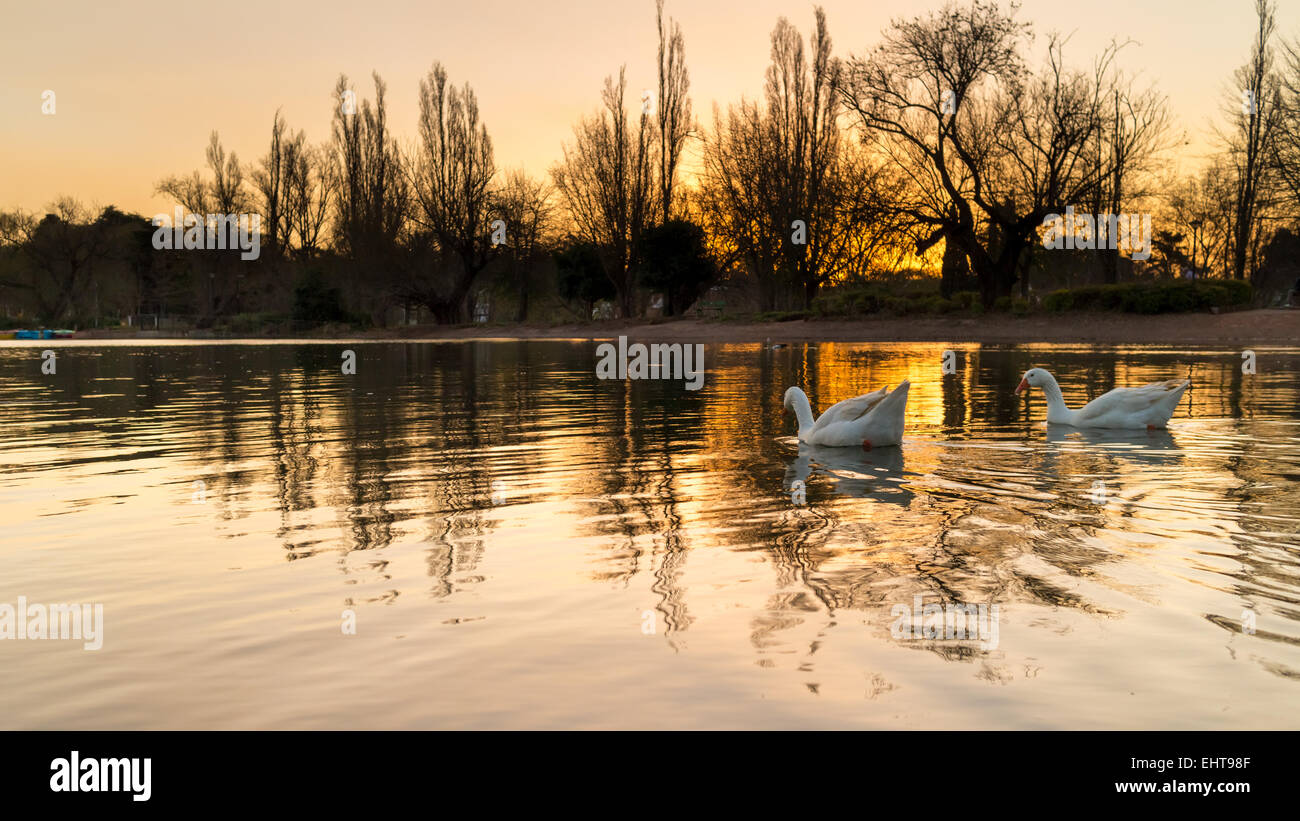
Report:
1015,367,1188,429
783,381,910,447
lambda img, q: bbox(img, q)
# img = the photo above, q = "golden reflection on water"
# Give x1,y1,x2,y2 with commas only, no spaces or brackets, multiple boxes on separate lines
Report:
1,340,1298,729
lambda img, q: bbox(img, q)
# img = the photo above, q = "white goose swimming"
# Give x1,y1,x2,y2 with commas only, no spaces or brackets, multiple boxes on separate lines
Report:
1014,367,1189,429
783,381,910,448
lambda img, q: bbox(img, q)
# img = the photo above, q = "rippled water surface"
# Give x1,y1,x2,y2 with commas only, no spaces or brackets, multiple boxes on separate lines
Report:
2,340,1298,729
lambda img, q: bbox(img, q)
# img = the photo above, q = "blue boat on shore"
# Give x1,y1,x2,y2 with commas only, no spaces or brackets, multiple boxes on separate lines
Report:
8,330,75,340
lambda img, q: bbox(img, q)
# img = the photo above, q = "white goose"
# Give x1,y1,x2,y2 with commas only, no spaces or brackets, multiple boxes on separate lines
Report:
1014,367,1189,429
783,381,910,448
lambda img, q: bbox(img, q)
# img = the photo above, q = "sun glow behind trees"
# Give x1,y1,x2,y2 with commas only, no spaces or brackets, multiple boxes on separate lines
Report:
3,1,1299,326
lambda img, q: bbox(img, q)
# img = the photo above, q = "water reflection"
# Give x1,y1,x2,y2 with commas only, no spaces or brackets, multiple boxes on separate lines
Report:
1,340,1298,729
783,440,912,504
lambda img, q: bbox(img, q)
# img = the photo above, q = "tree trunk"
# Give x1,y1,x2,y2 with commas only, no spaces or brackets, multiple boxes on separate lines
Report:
515,278,529,323
1233,225,1250,280
939,235,973,298
803,277,819,310
428,298,463,324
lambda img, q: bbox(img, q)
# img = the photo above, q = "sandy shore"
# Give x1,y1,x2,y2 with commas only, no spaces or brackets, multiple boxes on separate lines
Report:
361,309,1300,346
65,308,1299,345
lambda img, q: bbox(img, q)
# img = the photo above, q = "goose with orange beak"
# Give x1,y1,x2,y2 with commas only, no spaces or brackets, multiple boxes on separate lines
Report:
1014,367,1189,429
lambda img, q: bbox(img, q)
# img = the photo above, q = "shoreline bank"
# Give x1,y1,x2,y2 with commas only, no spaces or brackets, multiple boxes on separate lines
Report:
57,309,1300,346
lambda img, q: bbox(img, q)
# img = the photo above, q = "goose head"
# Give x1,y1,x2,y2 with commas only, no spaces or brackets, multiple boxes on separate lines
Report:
1015,367,1050,395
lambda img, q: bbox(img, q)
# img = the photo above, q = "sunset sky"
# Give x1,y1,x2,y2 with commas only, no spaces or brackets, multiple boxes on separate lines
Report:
1,0,1295,217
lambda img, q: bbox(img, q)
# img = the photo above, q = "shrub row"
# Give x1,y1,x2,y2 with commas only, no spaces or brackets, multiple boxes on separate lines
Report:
811,286,1029,317
806,279,1252,318
1043,280,1252,314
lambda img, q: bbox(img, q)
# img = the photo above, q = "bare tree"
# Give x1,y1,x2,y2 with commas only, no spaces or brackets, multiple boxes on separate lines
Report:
331,73,409,263
655,0,692,223
157,131,249,220
1222,0,1282,282
155,170,211,218
1170,158,1236,277
329,73,411,324
282,136,334,260
204,132,248,214
841,1,1026,305
1083,50,1173,285
699,100,780,301
552,68,658,318
1273,34,1300,216
701,9,880,310
153,132,253,322
494,169,554,321
1274,39,1300,214
251,111,287,261
1225,3,1283,284
765,9,843,307
2,199,109,322
408,62,497,323
841,2,1162,304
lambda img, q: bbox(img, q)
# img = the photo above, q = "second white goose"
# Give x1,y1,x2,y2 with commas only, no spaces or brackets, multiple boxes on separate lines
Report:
783,381,910,448
1015,367,1189,429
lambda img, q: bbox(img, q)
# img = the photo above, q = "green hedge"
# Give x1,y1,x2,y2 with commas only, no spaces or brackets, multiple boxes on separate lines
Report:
808,280,1248,318
1043,280,1252,314
811,285,1027,317
221,312,289,334
752,310,812,322
812,283,937,316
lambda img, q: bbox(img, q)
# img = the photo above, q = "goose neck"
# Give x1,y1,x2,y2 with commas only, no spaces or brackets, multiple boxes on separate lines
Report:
1039,374,1072,423
789,389,815,439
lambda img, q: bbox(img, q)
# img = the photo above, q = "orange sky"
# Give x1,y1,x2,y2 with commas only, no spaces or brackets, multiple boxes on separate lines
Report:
1,0,1294,217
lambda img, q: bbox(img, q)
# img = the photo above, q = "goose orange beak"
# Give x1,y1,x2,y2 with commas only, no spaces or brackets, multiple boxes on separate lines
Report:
1014,378,1029,395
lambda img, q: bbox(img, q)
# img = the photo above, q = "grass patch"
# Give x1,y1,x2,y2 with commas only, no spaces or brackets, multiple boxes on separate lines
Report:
1043,280,1251,314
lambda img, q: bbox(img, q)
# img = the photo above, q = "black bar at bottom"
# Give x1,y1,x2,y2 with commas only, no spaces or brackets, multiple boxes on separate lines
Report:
0,730,1287,809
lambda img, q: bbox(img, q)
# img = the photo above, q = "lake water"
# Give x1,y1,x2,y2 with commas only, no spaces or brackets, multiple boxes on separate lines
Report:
1,339,1298,729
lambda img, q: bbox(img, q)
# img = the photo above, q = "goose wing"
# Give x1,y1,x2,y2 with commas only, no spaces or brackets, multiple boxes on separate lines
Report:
1075,379,1189,424
810,387,888,435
